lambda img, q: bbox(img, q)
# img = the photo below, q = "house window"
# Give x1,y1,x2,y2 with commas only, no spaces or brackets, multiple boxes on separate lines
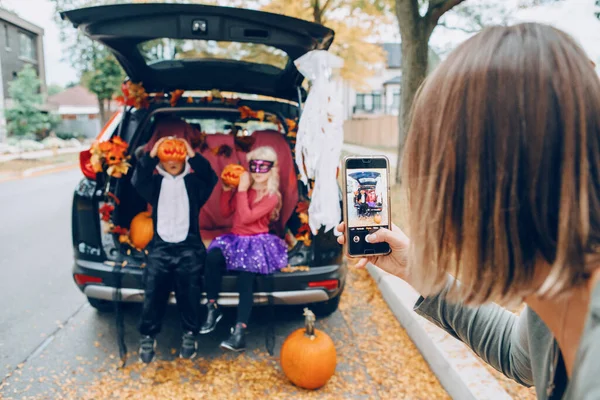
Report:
19,32,36,61
364,94,373,111
372,93,382,111
355,94,365,110
392,92,400,110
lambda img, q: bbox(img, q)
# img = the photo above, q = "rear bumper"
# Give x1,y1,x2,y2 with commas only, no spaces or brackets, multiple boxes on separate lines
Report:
84,285,329,306
74,259,346,307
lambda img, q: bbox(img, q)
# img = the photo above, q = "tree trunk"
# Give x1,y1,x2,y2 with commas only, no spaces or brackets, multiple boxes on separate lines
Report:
98,97,107,127
394,16,430,183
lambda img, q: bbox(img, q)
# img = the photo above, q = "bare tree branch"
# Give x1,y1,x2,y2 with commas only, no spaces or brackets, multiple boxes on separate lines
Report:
437,20,479,34
426,0,467,26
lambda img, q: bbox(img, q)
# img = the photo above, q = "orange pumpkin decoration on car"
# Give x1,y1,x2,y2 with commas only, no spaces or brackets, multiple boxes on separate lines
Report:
157,137,187,162
221,164,245,187
129,211,153,249
280,308,337,390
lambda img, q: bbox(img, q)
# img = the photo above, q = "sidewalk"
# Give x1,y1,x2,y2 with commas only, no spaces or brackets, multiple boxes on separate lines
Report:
0,147,82,163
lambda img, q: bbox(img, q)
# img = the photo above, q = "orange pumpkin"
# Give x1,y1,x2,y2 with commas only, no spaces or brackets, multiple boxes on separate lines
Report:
221,164,245,187
373,214,382,224
129,211,153,249
280,308,337,390
157,137,187,162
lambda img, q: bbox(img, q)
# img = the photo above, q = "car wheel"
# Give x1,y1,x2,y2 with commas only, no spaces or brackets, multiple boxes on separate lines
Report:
311,292,342,317
87,297,114,312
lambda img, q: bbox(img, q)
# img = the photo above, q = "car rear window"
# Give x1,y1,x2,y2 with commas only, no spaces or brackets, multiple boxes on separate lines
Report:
137,39,289,70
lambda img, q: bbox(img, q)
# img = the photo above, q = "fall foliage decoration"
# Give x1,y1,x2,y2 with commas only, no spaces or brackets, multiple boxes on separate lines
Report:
238,105,265,121
90,136,131,178
280,308,337,390
157,137,188,163
221,164,246,187
129,211,154,249
99,204,115,222
295,201,311,246
169,89,185,107
115,81,150,110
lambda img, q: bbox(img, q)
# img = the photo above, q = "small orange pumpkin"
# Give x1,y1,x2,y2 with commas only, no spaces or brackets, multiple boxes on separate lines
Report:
221,164,245,187
280,308,337,390
373,214,382,224
129,211,153,249
157,137,187,162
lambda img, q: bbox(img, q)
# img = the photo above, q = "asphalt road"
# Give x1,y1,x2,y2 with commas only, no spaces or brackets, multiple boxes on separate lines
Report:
0,170,348,399
0,169,85,382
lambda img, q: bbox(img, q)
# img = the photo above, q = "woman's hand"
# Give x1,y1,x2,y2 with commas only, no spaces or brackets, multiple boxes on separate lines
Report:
336,222,410,281
238,172,251,192
150,137,167,158
222,183,233,192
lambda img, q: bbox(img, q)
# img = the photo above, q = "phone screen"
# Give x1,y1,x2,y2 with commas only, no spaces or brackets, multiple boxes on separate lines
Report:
344,157,391,257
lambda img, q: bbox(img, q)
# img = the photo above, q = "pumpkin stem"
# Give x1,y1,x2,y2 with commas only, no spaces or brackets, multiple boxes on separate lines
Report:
303,308,316,337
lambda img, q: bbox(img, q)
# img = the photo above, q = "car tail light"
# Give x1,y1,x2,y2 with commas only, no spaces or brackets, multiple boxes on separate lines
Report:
308,279,339,291
79,149,96,180
74,274,103,286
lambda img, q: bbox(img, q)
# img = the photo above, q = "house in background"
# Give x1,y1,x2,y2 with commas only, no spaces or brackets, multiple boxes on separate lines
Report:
48,85,115,138
339,43,440,148
0,8,48,142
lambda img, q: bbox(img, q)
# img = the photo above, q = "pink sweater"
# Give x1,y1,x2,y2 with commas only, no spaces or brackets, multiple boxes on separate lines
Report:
220,188,279,236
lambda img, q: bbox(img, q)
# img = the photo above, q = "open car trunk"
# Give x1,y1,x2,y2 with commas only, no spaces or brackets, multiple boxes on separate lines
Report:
60,3,334,101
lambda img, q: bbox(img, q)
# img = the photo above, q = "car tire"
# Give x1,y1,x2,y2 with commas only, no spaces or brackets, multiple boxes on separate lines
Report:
311,291,342,317
87,297,114,313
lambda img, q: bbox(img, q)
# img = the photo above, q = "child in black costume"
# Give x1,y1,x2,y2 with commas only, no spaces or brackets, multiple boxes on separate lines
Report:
132,135,217,363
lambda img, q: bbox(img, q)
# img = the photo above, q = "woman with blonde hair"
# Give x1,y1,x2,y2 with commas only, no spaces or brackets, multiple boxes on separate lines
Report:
339,23,600,399
200,146,287,351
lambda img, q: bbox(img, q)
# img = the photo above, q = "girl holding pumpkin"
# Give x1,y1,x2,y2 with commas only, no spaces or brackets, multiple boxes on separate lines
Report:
132,136,218,363
200,146,288,352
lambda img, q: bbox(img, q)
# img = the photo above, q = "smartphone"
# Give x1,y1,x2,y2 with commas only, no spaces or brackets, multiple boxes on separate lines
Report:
342,156,392,258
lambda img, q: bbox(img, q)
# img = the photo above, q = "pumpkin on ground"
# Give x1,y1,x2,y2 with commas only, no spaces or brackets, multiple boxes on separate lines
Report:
221,164,245,187
280,308,337,390
129,211,153,249
373,214,382,224
157,137,187,162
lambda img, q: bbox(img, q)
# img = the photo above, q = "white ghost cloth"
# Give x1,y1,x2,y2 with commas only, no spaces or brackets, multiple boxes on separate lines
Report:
156,162,191,243
294,50,344,235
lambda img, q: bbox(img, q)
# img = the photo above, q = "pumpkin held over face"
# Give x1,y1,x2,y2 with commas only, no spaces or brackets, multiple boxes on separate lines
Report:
280,308,337,390
221,164,245,187
157,137,187,162
129,211,153,249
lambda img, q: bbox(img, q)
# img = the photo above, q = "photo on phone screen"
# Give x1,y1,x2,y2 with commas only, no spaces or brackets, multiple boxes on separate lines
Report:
344,157,391,257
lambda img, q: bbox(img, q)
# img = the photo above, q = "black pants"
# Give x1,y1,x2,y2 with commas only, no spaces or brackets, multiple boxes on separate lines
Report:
205,248,255,325
139,239,205,337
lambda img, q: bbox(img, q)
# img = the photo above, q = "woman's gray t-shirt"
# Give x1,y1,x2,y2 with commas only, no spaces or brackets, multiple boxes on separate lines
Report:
414,281,600,399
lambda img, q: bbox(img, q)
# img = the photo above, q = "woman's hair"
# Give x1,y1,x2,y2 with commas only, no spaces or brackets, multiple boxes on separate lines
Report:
246,146,281,221
402,23,600,305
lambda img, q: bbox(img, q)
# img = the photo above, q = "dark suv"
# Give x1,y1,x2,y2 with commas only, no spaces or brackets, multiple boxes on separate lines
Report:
64,3,346,317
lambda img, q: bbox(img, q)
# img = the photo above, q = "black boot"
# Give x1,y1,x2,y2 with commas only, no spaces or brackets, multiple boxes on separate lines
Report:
180,331,198,359
220,323,246,352
200,302,223,334
138,335,156,364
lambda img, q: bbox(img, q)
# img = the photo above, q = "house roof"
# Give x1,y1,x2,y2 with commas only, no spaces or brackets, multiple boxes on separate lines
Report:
380,43,402,68
48,85,100,108
383,76,401,85
0,8,44,36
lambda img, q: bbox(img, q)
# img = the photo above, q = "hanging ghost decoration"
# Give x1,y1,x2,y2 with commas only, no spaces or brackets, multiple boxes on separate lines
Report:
294,50,344,235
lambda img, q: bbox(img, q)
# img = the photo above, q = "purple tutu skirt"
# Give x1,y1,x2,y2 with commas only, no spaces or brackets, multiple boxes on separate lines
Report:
208,233,288,274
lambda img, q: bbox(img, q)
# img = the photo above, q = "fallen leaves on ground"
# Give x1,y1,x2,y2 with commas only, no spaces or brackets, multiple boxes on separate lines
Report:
15,264,448,400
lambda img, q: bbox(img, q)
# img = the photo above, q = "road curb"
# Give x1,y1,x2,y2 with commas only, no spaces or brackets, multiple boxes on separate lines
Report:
366,264,512,400
0,162,78,183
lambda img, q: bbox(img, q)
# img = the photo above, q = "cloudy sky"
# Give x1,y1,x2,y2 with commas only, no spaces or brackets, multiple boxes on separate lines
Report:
0,0,598,86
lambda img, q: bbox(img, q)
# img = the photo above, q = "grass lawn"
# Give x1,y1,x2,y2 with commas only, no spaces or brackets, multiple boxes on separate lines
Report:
0,153,79,174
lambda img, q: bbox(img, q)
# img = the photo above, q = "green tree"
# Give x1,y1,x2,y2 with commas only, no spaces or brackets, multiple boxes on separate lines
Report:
47,83,64,96
81,50,125,125
6,65,55,138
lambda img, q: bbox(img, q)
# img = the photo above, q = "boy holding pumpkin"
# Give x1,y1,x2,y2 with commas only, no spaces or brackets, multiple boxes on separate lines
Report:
132,136,218,363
